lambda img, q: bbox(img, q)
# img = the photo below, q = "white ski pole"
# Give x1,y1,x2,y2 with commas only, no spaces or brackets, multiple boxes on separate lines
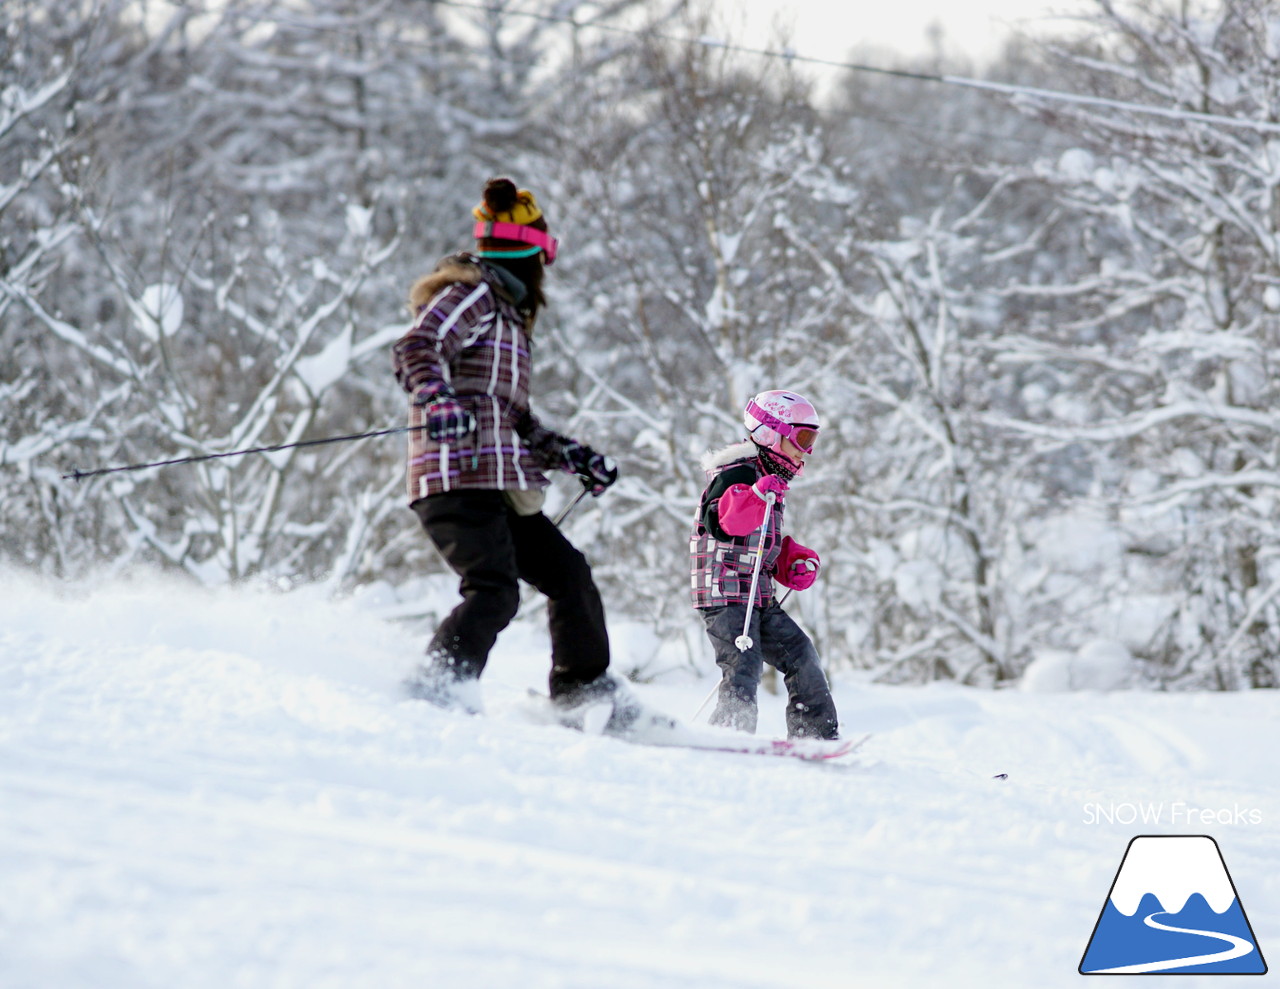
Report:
734,492,775,652
692,680,720,722
696,550,814,721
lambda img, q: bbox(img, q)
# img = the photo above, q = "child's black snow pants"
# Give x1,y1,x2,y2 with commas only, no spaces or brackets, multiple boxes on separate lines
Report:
412,490,609,698
700,600,838,739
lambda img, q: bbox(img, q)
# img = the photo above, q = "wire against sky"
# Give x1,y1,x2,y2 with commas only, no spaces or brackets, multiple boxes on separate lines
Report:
432,0,1280,137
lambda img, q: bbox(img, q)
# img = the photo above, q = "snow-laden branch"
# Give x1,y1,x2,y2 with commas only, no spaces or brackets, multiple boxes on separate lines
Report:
1124,470,1280,507
934,597,1007,674
0,281,138,379
845,493,983,539
1210,579,1280,688
4,420,100,467
974,335,1154,376
0,145,62,216
984,399,1278,444
350,322,410,363
210,237,397,453
0,70,73,143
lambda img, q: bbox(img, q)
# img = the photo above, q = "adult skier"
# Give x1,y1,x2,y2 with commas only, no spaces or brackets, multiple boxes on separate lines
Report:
690,390,839,739
393,177,624,720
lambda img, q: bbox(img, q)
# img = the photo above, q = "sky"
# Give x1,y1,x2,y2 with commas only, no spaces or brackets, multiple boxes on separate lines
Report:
732,0,1092,66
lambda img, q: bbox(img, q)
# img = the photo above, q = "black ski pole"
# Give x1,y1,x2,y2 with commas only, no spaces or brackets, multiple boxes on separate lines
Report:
62,425,419,482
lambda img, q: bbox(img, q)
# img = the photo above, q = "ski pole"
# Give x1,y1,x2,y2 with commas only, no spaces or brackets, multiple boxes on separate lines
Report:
695,545,812,721
694,557,816,721
734,492,775,652
552,486,590,527
692,679,720,722
62,424,419,481
696,556,815,721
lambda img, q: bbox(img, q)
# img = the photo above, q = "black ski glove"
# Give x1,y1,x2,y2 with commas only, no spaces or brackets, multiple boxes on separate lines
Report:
563,441,618,497
516,411,618,496
412,382,476,443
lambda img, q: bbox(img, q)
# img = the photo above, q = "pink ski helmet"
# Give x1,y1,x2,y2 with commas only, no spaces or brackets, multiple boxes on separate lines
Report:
744,390,820,471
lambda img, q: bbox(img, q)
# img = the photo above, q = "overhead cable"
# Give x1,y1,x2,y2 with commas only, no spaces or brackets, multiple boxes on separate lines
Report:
431,0,1280,136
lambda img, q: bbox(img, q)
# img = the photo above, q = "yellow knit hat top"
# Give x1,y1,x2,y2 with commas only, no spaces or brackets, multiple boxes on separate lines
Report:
473,188,543,226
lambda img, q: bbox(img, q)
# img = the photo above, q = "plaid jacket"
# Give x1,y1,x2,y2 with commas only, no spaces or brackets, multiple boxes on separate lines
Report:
689,443,785,608
393,256,551,502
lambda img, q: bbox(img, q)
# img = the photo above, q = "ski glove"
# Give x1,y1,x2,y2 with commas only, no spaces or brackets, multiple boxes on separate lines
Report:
774,535,820,590
752,475,788,502
515,411,618,496
563,442,618,497
413,382,476,443
717,480,780,537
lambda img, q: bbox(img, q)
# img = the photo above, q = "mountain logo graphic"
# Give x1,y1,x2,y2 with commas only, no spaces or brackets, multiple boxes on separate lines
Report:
1080,835,1267,975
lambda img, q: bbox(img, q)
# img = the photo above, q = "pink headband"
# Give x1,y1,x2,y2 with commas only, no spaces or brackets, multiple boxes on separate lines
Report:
473,220,559,265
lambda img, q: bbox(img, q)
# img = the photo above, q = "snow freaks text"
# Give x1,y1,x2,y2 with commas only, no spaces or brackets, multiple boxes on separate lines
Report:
1082,803,1263,827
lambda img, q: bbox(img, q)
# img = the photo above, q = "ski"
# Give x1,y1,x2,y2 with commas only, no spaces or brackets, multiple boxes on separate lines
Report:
635,730,871,763
524,688,869,763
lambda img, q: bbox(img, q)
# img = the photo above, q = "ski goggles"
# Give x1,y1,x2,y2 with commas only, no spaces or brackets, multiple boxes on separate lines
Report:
473,220,559,265
745,400,819,454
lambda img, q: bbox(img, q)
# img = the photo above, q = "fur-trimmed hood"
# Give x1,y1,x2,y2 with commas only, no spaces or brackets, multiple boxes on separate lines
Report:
699,440,758,474
408,253,528,316
408,256,483,312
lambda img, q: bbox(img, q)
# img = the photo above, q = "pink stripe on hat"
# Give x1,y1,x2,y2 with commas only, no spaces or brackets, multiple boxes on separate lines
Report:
474,220,559,264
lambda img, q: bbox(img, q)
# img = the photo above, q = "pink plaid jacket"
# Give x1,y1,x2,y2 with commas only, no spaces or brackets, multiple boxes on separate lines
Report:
689,444,785,608
393,257,551,502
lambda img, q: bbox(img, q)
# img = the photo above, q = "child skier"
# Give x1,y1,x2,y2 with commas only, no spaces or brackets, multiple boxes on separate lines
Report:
690,390,839,740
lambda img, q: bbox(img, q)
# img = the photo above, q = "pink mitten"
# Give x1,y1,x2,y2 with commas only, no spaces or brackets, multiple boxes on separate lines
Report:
774,535,820,590
753,475,788,501
717,476,787,536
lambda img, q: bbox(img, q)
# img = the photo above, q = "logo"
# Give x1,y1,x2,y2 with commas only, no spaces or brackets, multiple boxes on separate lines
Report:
1080,835,1267,975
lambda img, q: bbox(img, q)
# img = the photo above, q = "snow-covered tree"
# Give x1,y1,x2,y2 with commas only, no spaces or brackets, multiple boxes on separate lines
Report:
3,0,686,589
992,0,1280,687
8,0,1280,692
1,0,159,574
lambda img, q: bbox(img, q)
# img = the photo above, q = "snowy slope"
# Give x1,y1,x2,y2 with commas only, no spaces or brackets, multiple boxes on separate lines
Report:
1,575,1277,989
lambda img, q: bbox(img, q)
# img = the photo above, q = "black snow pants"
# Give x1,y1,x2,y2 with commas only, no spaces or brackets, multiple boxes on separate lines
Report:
700,600,839,739
412,490,610,698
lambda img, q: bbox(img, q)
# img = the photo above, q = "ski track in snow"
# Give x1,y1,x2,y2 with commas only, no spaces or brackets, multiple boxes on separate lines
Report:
1,576,1277,988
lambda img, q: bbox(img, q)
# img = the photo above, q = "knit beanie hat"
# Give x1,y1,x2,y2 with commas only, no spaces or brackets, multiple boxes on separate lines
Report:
472,177,559,265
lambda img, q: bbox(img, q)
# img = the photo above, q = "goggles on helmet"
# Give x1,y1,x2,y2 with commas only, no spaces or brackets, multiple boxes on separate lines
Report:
745,399,819,454
474,220,559,265
788,425,819,454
